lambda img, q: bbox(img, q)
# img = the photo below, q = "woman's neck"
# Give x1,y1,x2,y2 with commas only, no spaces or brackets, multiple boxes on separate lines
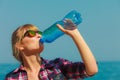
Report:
22,54,41,72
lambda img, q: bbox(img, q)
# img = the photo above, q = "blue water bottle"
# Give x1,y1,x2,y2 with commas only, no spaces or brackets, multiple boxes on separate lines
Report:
40,10,82,43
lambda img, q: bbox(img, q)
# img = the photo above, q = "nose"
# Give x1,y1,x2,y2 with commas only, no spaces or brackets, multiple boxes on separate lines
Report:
36,33,42,38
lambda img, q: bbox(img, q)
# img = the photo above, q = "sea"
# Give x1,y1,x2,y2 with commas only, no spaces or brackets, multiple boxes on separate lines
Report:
0,61,120,80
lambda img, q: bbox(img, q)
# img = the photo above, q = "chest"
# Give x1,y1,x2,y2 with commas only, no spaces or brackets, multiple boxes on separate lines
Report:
39,67,66,80
17,67,66,80
27,74,40,80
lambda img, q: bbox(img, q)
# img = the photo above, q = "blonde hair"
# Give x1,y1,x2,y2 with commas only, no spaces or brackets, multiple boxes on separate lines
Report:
11,24,39,63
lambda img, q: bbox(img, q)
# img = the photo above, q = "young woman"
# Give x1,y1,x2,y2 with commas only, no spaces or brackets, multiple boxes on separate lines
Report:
5,23,98,80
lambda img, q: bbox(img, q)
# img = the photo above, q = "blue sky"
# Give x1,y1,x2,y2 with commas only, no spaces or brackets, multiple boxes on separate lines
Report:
0,0,120,63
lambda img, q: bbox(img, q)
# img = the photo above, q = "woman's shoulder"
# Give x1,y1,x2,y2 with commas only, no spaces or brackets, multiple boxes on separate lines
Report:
5,69,17,79
47,57,70,63
53,57,70,62
5,65,23,79
41,57,68,63
50,57,73,66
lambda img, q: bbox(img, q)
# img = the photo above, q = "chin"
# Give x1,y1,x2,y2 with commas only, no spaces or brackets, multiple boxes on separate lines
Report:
39,46,44,53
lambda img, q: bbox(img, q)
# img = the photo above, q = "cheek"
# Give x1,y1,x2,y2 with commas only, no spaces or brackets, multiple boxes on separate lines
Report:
28,42,39,49
27,43,38,49
26,42,44,53
22,39,40,50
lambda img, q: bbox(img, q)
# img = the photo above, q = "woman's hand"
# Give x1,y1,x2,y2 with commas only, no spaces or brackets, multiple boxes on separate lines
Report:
56,19,79,37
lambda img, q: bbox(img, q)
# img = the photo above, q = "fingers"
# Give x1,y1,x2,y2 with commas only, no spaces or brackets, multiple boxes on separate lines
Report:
64,19,76,30
56,24,65,32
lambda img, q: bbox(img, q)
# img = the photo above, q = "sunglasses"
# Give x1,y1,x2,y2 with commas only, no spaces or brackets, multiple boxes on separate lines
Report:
24,30,42,37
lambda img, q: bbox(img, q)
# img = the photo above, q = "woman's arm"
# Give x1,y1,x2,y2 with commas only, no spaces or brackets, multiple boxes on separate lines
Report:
56,24,98,76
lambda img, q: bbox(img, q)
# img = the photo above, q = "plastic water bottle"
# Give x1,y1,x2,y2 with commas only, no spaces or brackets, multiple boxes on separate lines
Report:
40,10,82,43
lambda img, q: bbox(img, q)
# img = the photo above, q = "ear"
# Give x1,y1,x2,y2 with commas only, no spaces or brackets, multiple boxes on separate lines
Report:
15,43,24,51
